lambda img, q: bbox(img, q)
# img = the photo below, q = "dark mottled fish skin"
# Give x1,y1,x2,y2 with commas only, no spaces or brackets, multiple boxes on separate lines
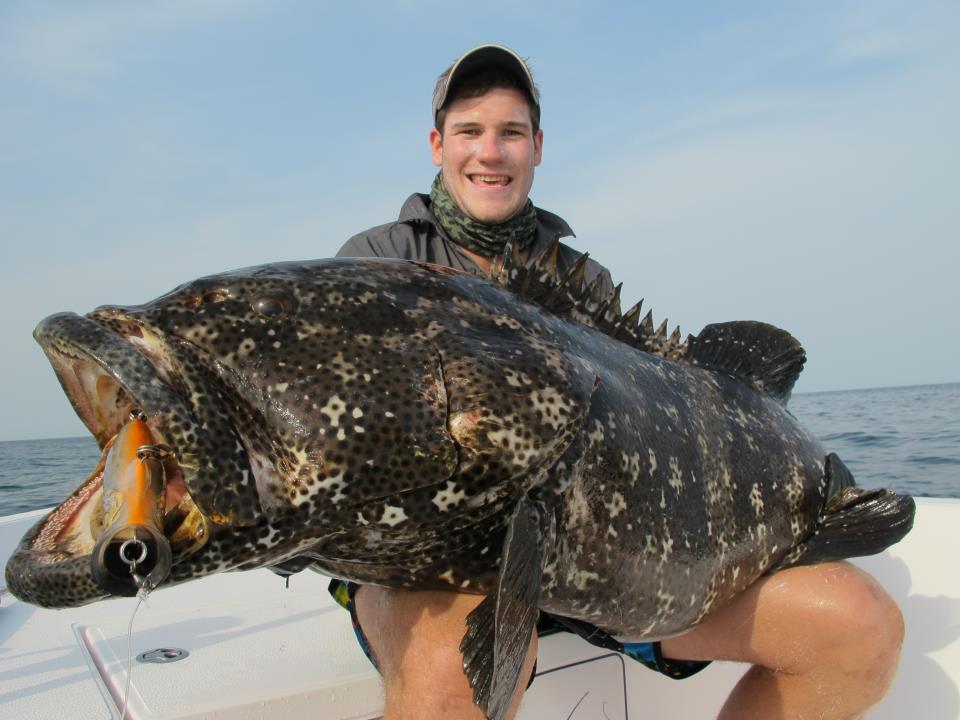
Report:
539,352,826,638
6,255,914,716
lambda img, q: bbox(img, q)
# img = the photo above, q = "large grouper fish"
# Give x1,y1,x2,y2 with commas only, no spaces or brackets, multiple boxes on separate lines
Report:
7,244,915,720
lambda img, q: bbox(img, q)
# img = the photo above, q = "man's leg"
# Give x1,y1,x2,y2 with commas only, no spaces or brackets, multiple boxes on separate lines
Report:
661,562,904,720
355,585,537,720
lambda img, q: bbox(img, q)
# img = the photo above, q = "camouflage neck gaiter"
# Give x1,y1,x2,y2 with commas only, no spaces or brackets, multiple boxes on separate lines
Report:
429,172,538,258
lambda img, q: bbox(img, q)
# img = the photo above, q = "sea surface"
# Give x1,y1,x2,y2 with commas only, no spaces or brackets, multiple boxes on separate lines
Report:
0,383,957,517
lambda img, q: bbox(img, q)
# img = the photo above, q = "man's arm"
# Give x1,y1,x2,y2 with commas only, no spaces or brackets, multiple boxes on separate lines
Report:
336,223,418,260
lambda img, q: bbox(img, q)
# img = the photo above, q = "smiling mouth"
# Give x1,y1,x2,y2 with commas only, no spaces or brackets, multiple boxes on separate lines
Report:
469,174,512,187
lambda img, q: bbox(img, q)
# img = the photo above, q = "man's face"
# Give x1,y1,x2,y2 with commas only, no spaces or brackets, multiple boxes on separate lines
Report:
430,87,543,225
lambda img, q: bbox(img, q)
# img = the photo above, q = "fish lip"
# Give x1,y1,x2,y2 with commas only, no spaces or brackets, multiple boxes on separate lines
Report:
33,312,192,447
9,313,217,606
4,447,111,608
36,308,261,527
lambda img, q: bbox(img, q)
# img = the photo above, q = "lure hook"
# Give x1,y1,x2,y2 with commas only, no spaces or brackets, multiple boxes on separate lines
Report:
136,444,175,462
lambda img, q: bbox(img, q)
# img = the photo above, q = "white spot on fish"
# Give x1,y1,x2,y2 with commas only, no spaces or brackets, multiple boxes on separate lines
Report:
668,456,683,492
432,481,466,512
659,535,674,566
604,491,627,518
651,587,678,621
237,337,257,358
321,395,347,427
567,568,600,590
329,351,359,384
587,419,605,445
504,369,525,388
318,471,347,504
379,505,407,527
749,483,764,517
620,451,641,482
493,314,522,330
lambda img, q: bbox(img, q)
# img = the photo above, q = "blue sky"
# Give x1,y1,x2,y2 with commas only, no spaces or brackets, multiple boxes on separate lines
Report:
1,1,957,441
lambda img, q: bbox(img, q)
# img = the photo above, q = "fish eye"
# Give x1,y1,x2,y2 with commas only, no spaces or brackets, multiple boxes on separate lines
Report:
253,294,295,317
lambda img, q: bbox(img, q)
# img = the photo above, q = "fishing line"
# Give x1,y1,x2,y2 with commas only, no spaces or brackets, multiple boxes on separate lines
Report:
118,537,153,720
119,588,149,719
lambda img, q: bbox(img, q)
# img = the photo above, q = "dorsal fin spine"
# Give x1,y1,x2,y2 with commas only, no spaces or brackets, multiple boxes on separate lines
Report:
491,245,806,392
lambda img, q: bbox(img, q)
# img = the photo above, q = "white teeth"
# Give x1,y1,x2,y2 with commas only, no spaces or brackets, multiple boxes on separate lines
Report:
473,175,509,184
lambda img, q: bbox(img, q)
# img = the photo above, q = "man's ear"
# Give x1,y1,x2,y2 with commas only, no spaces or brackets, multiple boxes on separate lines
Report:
429,127,443,167
534,129,543,166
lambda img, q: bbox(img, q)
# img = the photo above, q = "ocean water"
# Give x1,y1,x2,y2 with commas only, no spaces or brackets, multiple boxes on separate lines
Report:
0,383,957,517
789,382,959,499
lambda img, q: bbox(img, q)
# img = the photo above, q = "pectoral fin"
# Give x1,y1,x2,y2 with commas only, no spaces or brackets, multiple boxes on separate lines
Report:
461,495,551,720
772,453,916,570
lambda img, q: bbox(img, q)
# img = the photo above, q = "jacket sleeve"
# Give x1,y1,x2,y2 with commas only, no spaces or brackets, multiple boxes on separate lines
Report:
336,223,418,259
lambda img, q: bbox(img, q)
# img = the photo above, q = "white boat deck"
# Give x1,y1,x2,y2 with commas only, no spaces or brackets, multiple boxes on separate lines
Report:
1,498,958,719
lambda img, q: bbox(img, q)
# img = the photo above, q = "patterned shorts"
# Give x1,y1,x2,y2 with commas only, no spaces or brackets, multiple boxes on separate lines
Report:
328,580,709,681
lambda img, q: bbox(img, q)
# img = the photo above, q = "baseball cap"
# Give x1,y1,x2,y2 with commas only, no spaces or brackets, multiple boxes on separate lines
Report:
432,44,540,127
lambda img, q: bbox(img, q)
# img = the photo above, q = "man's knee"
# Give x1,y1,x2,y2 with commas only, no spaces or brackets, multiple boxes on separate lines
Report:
781,563,904,708
830,567,904,700
666,562,904,680
819,564,903,653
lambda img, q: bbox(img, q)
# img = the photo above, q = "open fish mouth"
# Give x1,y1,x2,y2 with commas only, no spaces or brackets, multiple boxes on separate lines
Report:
4,312,222,606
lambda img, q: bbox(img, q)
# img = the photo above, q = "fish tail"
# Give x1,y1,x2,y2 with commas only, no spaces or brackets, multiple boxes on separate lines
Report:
772,453,916,570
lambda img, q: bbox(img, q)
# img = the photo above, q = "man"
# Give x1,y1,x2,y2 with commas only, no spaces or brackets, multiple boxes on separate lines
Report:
337,45,610,288
334,44,904,720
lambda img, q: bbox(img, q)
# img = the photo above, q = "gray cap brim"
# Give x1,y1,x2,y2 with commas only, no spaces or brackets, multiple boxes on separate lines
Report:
432,44,539,127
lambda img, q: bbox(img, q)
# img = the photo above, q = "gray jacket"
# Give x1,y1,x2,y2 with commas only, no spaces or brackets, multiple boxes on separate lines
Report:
337,193,612,293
